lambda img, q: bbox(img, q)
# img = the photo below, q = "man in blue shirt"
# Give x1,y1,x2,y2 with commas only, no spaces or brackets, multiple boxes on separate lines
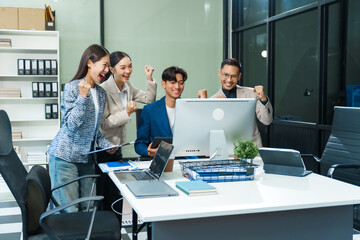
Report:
135,66,187,157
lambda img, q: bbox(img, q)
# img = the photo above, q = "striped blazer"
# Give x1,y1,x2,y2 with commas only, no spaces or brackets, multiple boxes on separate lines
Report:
48,79,112,163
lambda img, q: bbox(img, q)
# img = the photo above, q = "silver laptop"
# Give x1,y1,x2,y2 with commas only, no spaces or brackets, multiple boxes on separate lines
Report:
115,141,174,182
259,147,312,177
126,181,179,198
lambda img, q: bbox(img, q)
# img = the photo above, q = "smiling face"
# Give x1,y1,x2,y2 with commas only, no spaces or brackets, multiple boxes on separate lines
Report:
111,56,133,84
161,73,185,101
87,55,110,84
218,64,241,91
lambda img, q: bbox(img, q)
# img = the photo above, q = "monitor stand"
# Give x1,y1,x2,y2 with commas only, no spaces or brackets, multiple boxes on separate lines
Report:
209,130,228,160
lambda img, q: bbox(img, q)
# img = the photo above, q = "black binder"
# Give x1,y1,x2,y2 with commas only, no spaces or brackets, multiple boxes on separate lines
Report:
45,82,52,97
45,60,51,75
51,60,57,75
31,59,38,75
45,104,52,119
38,60,45,75
52,103,58,119
38,82,45,97
24,59,31,75
51,82,58,97
18,59,24,75
32,82,38,97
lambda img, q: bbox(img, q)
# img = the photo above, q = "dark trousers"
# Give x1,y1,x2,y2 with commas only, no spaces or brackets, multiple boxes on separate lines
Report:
95,149,123,227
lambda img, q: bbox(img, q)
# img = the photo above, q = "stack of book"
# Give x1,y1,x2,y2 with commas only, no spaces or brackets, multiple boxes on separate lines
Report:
0,88,21,98
175,180,217,196
12,130,22,139
0,38,11,48
27,151,47,165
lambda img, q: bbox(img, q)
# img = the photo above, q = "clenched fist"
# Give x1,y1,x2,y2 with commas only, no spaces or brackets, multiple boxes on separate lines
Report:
254,85,267,101
197,89,208,98
126,101,138,116
78,80,91,97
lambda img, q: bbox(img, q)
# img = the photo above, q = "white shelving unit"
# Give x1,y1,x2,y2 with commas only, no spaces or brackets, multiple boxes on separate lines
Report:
0,29,60,168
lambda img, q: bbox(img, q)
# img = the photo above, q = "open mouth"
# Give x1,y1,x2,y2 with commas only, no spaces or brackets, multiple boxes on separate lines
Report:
123,74,130,80
98,73,105,81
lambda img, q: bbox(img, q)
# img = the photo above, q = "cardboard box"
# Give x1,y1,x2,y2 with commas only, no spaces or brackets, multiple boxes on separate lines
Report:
18,8,45,31
0,7,18,30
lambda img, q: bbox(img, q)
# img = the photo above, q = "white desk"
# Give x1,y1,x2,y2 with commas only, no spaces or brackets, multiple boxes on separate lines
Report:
109,159,360,240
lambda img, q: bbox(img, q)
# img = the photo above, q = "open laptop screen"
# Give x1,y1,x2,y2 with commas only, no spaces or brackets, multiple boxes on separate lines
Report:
148,141,174,179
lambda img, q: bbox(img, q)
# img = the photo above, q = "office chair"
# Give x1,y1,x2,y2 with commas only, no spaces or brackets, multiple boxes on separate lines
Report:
319,106,360,230
0,110,121,240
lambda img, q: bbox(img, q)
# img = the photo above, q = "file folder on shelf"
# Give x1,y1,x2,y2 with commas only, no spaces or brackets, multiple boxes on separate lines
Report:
51,60,57,75
44,60,51,75
38,60,45,75
24,59,31,75
32,82,38,97
45,82,52,97
38,82,45,97
45,104,52,119
31,59,38,75
51,82,58,97
18,59,24,75
52,103,58,119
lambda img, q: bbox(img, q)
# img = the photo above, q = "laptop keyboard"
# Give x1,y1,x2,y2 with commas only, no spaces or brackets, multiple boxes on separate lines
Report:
131,171,154,181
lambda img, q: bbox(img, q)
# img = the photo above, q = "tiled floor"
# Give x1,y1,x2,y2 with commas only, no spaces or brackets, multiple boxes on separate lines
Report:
0,180,147,240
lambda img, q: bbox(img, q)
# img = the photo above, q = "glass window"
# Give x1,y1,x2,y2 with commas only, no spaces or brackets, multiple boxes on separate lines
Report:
275,0,316,15
241,25,268,94
345,0,360,107
274,10,318,123
233,0,268,28
326,3,341,124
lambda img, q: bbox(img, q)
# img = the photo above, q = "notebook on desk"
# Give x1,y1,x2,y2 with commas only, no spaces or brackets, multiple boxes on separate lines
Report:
115,141,174,182
259,147,312,177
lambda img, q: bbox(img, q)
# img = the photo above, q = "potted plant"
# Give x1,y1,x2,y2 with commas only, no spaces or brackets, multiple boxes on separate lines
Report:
234,139,258,164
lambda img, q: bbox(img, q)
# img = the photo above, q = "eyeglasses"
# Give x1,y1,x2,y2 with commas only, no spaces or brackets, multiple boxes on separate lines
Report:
221,72,238,80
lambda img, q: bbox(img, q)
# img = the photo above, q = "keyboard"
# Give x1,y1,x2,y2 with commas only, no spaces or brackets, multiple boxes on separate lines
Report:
131,171,155,181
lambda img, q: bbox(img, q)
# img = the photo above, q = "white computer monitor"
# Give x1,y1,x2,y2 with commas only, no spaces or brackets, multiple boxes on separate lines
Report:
172,98,256,159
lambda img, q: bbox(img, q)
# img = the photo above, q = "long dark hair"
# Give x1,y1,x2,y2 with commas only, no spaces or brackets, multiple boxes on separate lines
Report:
71,44,110,81
103,51,132,80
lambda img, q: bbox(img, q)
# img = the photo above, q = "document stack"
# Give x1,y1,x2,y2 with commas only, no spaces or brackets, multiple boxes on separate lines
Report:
180,159,256,182
12,130,22,139
0,88,21,98
27,151,47,166
176,180,217,196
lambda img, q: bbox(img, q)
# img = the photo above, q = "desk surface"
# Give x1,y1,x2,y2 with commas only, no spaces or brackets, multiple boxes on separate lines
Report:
109,158,360,222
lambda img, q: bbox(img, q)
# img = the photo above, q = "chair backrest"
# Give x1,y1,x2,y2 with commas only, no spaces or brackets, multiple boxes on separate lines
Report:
136,108,142,129
0,110,51,239
0,110,28,207
26,165,52,235
320,106,360,185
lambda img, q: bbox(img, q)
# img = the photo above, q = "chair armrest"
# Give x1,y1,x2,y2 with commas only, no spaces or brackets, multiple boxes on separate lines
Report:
51,174,100,192
301,154,320,174
51,174,100,211
40,195,103,240
327,164,360,178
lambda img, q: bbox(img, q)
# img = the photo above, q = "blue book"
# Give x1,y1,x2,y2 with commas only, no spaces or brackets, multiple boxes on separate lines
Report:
175,180,217,196
106,161,130,168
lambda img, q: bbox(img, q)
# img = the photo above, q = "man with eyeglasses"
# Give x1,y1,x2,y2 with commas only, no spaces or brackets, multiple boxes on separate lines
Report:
197,58,273,147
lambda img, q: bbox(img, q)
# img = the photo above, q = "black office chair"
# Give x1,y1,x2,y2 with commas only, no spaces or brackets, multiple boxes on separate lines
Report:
319,106,360,230
0,110,121,240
